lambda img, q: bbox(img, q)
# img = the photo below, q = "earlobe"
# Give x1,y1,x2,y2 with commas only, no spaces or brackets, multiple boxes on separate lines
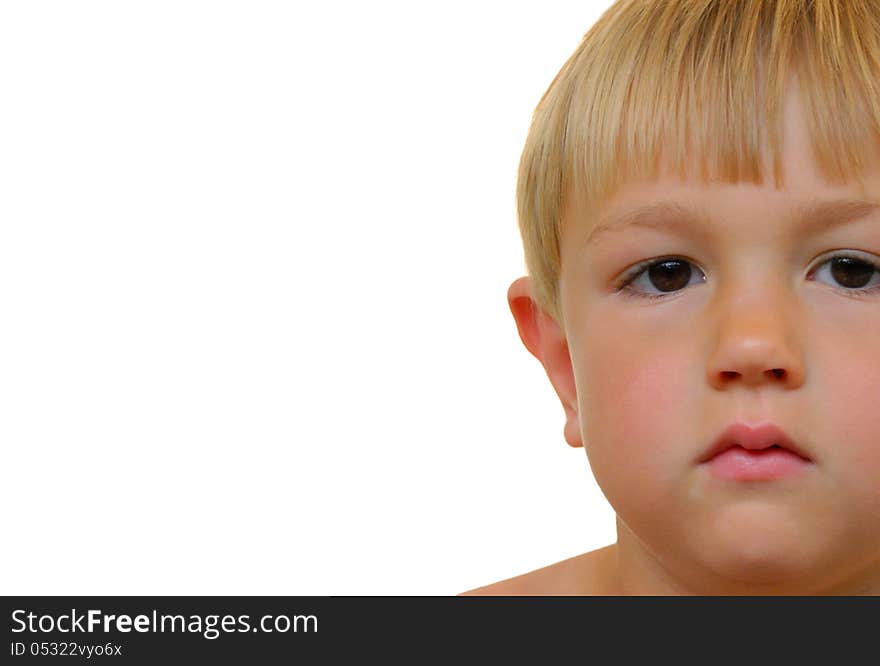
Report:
562,405,583,449
507,276,584,449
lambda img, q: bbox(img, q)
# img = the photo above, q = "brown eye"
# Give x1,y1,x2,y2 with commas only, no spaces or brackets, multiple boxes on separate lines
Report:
828,256,875,289
646,260,693,293
812,253,880,296
620,257,705,299
619,253,880,302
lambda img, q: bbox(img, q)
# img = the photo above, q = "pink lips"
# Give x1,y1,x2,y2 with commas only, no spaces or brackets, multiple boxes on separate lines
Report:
699,422,813,481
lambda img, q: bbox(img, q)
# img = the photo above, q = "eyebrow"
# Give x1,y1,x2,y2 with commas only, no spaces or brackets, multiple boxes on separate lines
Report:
585,197,880,246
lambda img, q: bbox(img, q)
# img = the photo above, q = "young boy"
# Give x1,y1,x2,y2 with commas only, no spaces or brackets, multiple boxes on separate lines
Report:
462,0,880,595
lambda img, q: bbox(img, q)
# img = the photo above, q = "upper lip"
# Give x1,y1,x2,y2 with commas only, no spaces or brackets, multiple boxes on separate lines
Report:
698,422,812,464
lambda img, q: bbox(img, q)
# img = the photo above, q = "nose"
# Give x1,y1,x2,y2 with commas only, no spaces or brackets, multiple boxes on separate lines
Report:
706,291,806,391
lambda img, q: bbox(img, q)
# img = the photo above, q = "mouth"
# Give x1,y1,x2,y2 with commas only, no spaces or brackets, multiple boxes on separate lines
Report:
698,421,812,465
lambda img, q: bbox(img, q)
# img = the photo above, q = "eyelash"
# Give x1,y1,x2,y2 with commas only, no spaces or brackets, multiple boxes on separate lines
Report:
615,252,880,301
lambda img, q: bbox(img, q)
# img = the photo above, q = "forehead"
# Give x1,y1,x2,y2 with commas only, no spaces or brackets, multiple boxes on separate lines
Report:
585,194,880,247
559,165,880,267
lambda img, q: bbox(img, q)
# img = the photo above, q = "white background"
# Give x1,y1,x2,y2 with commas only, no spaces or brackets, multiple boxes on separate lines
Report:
0,0,617,595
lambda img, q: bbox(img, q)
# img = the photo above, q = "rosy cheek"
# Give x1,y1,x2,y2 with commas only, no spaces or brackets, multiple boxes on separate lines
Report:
581,345,691,483
827,367,880,499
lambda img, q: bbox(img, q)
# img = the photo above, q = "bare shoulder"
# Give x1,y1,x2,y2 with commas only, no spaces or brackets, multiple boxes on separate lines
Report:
458,543,617,596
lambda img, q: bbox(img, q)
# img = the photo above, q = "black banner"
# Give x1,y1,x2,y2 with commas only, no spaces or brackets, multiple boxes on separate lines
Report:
0,596,872,662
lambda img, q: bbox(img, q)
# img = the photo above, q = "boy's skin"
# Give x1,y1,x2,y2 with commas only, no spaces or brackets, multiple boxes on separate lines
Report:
463,73,880,595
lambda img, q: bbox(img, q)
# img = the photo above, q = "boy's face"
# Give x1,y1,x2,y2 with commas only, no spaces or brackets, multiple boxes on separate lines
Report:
511,80,880,593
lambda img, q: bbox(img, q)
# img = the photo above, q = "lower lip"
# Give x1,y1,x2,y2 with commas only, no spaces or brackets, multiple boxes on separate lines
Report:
705,446,812,481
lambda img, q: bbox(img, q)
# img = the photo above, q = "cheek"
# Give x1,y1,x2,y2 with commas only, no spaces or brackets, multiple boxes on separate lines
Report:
578,337,694,490
823,357,880,499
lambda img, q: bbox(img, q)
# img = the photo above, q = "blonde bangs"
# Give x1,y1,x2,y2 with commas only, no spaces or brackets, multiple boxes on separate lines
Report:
516,0,880,326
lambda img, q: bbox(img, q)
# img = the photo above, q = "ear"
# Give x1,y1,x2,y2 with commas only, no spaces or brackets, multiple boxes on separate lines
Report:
507,276,583,448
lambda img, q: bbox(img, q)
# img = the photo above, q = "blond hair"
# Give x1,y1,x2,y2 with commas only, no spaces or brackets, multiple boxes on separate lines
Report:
516,0,880,326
